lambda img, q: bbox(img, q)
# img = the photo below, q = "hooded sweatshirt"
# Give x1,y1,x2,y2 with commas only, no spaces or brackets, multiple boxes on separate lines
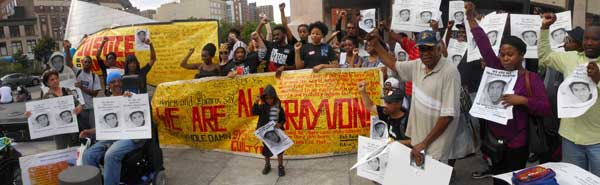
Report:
41,52,77,93
222,47,259,76
252,85,286,130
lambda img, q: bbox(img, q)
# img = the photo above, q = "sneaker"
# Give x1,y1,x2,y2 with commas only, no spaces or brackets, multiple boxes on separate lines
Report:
262,164,271,175
278,165,285,177
471,169,493,179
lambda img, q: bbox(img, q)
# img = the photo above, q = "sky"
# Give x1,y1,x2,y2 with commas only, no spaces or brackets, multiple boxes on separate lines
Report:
130,0,291,23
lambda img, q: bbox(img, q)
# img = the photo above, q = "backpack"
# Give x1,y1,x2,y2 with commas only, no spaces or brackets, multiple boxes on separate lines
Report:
511,166,558,185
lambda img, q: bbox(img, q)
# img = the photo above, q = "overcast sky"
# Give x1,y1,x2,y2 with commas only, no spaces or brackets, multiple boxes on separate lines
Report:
130,0,291,23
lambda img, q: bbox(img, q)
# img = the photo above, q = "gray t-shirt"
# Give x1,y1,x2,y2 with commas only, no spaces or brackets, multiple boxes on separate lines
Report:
76,70,101,109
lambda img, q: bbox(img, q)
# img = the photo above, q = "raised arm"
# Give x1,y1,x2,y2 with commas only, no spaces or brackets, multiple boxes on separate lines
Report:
327,31,340,44
358,81,378,113
147,39,156,66
465,2,501,69
96,37,108,70
279,3,296,43
335,11,346,42
368,31,396,71
294,42,304,69
538,12,568,73
180,48,201,70
63,40,74,69
255,17,266,41
264,20,273,42
444,20,455,49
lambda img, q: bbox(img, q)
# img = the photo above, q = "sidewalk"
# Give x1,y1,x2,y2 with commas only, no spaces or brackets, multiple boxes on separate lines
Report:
13,141,491,185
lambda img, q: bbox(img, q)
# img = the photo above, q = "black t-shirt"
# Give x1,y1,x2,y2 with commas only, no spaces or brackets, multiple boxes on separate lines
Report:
123,64,152,93
376,106,409,141
222,52,259,76
457,57,483,93
265,41,295,71
299,43,336,69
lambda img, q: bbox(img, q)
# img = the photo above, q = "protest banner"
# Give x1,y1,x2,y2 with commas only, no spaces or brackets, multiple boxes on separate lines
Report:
64,0,156,47
152,68,383,158
26,96,79,139
467,13,508,62
558,64,598,118
254,121,294,156
370,116,388,140
494,162,600,185
359,9,376,33
511,14,542,59
391,0,442,33
93,94,152,140
72,20,219,86
447,39,468,65
550,11,572,52
19,147,78,185
382,142,453,185
354,136,389,184
449,1,465,30
469,67,518,125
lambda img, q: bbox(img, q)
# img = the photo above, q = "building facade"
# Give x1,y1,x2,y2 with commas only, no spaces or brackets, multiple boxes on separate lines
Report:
256,5,273,22
232,0,248,25
140,9,156,20
155,0,226,21
0,0,39,58
0,0,17,20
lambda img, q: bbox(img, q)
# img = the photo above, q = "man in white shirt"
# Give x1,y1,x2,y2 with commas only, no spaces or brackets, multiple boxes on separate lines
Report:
0,85,12,104
75,56,101,130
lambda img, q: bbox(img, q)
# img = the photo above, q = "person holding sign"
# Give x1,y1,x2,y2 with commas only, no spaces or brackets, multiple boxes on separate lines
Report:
79,71,144,185
252,84,286,177
123,38,156,93
25,70,83,149
180,43,221,79
538,12,600,176
465,3,552,184
295,21,339,72
358,81,409,144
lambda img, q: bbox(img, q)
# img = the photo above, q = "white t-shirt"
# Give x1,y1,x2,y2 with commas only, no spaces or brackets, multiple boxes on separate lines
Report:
0,86,12,103
76,70,101,109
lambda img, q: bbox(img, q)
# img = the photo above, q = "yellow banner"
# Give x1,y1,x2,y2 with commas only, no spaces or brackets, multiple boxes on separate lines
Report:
152,68,383,158
73,21,219,85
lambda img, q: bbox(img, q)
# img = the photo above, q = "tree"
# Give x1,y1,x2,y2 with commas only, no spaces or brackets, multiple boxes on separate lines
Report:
32,36,57,64
218,21,233,44
12,50,28,68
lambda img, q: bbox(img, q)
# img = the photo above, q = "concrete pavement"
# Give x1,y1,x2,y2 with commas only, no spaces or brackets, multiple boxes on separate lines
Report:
13,140,493,185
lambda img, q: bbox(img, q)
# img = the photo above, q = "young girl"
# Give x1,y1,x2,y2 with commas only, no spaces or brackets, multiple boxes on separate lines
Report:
252,84,286,176
180,43,221,79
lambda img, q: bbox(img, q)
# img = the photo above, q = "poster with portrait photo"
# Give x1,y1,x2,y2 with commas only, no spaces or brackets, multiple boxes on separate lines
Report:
382,142,453,185
93,94,152,140
557,64,598,118
359,9,376,33
510,14,541,59
394,43,408,62
550,11,572,52
390,0,442,32
42,79,85,105
449,1,465,31
467,13,508,62
469,67,518,125
26,95,79,139
370,116,389,140
135,28,150,51
354,136,389,184
254,121,294,156
447,39,468,65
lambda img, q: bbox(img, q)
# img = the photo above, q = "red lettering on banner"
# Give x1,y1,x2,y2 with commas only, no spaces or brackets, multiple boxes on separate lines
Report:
281,100,298,130
191,105,227,132
298,99,331,130
352,98,370,128
333,98,352,129
281,98,370,130
237,89,252,118
156,107,182,131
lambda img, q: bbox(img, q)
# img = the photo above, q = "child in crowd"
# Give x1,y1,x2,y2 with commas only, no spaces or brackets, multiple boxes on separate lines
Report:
252,84,286,176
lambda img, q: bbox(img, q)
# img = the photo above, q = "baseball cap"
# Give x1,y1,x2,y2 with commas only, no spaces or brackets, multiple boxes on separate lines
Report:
385,78,400,89
416,30,439,46
382,90,405,103
567,27,584,45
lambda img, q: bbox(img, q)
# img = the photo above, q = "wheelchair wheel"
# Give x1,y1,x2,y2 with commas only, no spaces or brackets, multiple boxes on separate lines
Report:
0,159,22,185
151,170,166,185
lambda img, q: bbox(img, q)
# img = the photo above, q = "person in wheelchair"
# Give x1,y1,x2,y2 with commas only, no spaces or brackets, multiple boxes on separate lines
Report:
79,72,147,185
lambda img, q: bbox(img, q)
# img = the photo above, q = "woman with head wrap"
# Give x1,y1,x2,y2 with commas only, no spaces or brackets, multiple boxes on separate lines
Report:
465,2,551,184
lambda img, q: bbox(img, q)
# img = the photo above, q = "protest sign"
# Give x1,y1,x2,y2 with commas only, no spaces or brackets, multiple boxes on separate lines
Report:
494,162,600,185
41,78,86,106
370,116,388,140
152,68,382,158
550,11,572,52
73,20,219,86
64,0,156,47
254,121,294,156
447,39,468,65
394,43,408,62
339,52,348,68
94,94,152,140
469,67,518,125
467,13,508,62
19,147,78,185
355,136,389,184
391,0,442,32
359,9,376,33
557,64,598,118
26,96,79,139
449,1,465,30
511,14,542,59
382,142,453,185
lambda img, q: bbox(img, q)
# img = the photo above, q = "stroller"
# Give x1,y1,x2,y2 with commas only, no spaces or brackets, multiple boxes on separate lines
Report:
0,137,23,185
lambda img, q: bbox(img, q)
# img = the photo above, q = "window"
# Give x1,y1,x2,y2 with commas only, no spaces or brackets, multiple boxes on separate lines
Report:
25,25,35,36
9,26,19,37
0,43,7,56
26,40,36,54
40,15,46,23
0,28,4,38
51,15,57,25
11,41,22,54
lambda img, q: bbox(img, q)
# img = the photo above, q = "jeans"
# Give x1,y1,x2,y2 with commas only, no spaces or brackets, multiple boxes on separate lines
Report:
562,138,600,176
83,140,141,185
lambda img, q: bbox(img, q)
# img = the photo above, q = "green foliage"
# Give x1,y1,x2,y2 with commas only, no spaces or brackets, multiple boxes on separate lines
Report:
12,50,28,68
240,22,258,43
218,21,233,44
32,36,56,63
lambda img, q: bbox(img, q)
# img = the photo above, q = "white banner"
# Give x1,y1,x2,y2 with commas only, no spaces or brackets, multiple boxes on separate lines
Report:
359,9,376,33
254,121,294,156
557,64,598,118
511,14,542,59
93,94,152,140
550,11,572,52
19,147,78,185
494,162,600,185
447,39,468,65
469,67,518,125
26,95,79,139
382,142,452,185
355,136,389,184
448,1,465,30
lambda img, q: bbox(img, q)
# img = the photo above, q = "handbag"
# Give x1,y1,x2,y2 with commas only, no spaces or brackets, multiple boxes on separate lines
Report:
524,71,549,154
511,166,558,185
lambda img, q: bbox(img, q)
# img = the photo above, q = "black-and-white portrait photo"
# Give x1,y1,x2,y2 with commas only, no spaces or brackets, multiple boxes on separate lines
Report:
569,82,592,103
551,28,567,45
486,31,498,46
363,19,374,29
453,11,465,24
102,112,119,128
452,55,463,64
58,110,73,125
398,9,410,22
485,80,507,106
128,110,146,127
521,30,538,46
367,157,381,171
371,121,387,140
34,114,50,129
419,11,433,24
397,51,407,61
135,29,150,50
263,130,281,145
